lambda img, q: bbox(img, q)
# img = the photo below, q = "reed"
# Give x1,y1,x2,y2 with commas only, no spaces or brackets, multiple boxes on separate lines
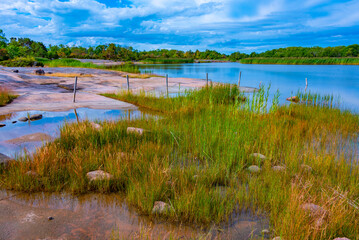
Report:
1,85,358,240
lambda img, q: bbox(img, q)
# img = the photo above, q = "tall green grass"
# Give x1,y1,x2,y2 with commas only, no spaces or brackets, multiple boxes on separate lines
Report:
0,56,44,67
240,57,359,65
0,86,17,106
1,85,358,239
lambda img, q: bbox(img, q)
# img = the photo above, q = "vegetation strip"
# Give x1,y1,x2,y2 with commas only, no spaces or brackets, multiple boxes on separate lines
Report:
1,85,358,240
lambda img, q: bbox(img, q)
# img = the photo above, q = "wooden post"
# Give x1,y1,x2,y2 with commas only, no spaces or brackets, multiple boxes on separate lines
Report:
206,73,208,86
305,78,308,91
166,74,169,97
126,75,130,91
73,76,78,103
238,71,241,88
74,108,79,123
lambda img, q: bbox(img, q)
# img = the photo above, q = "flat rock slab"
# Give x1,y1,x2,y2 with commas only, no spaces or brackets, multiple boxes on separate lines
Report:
5,133,53,144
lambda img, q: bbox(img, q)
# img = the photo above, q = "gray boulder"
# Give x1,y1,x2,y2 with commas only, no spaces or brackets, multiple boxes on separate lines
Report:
152,201,173,214
34,69,45,75
127,127,144,135
250,153,267,160
29,114,43,121
248,165,261,173
90,122,101,130
86,170,113,182
301,203,327,217
272,165,286,172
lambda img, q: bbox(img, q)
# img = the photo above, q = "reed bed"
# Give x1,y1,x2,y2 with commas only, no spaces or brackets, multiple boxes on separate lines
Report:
1,85,358,240
0,86,17,106
240,57,359,65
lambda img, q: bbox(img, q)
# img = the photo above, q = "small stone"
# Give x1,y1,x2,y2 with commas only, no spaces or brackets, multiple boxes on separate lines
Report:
301,203,327,217
152,201,173,214
12,69,19,73
262,229,270,237
48,216,54,221
34,69,45,75
0,123,5,128
286,96,299,103
272,165,286,172
250,153,266,160
12,121,17,124
127,127,144,135
25,171,38,177
47,72,53,74
248,165,261,173
18,117,28,122
333,238,351,240
90,122,101,130
272,237,283,240
29,114,43,121
86,170,113,182
300,164,313,172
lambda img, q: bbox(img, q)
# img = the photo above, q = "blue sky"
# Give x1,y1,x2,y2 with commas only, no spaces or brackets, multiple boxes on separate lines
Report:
0,0,358,53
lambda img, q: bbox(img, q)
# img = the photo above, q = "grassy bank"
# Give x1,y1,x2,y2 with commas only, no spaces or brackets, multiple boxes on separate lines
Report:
39,58,141,74
0,57,44,67
1,85,358,239
143,58,194,64
0,87,17,106
240,57,359,65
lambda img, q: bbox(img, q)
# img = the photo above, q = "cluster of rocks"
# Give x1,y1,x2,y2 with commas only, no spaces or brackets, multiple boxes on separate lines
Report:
0,114,44,128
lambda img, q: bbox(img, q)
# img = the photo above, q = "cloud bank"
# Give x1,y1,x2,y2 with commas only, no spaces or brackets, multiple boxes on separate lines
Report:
0,0,358,53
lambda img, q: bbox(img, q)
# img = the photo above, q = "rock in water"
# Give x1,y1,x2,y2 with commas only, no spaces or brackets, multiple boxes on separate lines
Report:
12,121,17,124
0,123,5,128
0,153,13,167
250,153,267,160
286,96,299,103
248,165,261,173
34,69,45,75
29,114,43,120
152,201,173,214
86,170,113,182
127,127,144,135
18,117,28,122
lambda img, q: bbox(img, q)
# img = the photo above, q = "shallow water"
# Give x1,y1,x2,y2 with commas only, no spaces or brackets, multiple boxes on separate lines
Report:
139,63,359,111
0,108,142,157
0,190,269,240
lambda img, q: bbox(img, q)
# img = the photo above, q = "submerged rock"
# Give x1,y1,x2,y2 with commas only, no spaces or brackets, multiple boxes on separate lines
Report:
152,201,173,214
248,165,261,173
250,153,267,160
18,117,28,122
127,127,144,135
272,165,286,172
0,123,5,128
86,170,113,182
29,114,43,121
286,96,299,103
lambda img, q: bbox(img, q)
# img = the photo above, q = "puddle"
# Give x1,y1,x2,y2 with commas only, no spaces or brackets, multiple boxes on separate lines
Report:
0,108,143,157
0,190,269,240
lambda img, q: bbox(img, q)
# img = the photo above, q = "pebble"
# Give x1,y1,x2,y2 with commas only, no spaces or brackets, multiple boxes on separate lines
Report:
248,165,261,173
0,123,5,128
152,201,173,214
250,153,267,160
272,165,286,172
127,127,144,135
12,121,17,124
86,170,113,182
272,237,283,240
48,216,54,221
90,122,102,130
18,117,28,122
333,238,351,240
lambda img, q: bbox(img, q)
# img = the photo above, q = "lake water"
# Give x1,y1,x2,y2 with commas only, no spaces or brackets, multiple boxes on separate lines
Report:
0,108,142,157
140,63,359,111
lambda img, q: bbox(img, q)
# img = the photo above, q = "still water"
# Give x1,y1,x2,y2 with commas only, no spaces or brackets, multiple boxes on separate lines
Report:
140,63,359,111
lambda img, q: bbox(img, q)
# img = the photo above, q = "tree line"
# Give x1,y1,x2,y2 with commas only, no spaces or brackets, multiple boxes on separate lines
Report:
0,29,358,62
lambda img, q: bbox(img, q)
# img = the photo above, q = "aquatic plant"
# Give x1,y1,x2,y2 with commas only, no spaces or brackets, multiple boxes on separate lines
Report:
1,85,358,240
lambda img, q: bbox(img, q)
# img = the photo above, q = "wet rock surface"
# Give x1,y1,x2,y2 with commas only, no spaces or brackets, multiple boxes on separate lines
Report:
5,133,53,144
0,191,269,240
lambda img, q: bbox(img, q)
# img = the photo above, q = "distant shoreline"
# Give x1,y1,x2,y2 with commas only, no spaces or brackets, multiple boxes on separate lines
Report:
239,57,359,65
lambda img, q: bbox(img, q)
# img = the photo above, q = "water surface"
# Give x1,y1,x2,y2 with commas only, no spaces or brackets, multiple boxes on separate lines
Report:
140,63,359,111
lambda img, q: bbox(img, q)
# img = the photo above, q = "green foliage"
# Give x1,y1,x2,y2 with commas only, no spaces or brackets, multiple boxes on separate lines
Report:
240,57,359,65
0,87,17,106
0,57,44,67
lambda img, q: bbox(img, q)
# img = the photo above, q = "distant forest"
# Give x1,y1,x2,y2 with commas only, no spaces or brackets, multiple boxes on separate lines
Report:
1,29,359,62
